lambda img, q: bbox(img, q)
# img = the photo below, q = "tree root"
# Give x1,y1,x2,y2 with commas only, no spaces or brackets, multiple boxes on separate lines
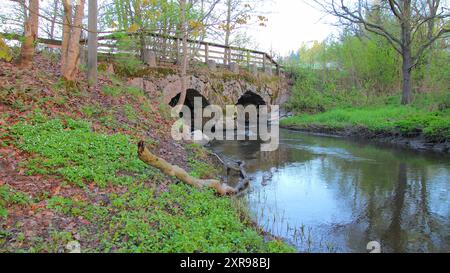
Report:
137,141,238,196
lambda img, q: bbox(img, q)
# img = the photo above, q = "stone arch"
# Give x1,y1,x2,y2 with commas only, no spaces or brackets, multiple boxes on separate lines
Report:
169,89,210,109
236,91,267,107
169,89,210,131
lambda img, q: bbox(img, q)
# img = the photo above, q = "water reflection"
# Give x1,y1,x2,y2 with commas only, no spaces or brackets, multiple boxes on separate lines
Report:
211,129,450,253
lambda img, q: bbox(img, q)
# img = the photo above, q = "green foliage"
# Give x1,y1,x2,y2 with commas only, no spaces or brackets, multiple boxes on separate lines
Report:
102,85,144,98
282,103,450,140
285,67,368,113
7,116,294,252
47,196,108,221
185,143,219,179
97,183,294,253
123,104,138,122
188,159,219,179
10,117,152,187
329,34,400,93
158,103,172,120
0,35,12,62
0,185,31,218
284,32,449,140
112,53,144,77
42,182,295,253
185,143,207,158
80,104,104,118
413,45,450,94
284,32,448,111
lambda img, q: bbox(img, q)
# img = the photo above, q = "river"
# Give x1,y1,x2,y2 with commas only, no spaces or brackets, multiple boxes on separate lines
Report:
210,129,450,253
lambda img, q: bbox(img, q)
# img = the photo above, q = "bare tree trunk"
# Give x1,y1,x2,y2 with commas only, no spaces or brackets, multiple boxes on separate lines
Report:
49,0,59,40
138,142,237,196
87,0,98,88
401,1,412,105
139,33,147,62
224,0,232,66
18,0,39,69
61,1,72,75
401,50,413,105
177,0,189,109
426,0,440,72
61,0,85,83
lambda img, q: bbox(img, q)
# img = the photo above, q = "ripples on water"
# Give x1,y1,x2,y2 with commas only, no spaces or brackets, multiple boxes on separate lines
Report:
211,129,450,253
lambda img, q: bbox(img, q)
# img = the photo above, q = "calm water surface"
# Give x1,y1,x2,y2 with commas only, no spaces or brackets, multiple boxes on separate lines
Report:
211,129,450,253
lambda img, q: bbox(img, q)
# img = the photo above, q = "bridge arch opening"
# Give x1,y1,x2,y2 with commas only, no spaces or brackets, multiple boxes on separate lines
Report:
236,91,266,107
236,91,267,129
169,89,210,131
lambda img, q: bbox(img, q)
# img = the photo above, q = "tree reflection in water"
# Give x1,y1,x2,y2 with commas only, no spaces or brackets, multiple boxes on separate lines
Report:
211,129,450,253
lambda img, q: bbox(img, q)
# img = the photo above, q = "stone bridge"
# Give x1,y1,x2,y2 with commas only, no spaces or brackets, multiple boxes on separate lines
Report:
3,32,292,111
127,67,291,113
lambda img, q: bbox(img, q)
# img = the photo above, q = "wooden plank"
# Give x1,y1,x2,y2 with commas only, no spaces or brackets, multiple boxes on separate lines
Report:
2,30,282,71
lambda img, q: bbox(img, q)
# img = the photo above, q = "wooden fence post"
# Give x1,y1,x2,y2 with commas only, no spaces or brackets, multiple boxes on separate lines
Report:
246,51,250,68
262,54,266,71
87,0,98,88
176,38,180,64
205,43,209,63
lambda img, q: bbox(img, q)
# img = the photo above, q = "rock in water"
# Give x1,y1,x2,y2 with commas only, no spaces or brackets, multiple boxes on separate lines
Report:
192,130,211,146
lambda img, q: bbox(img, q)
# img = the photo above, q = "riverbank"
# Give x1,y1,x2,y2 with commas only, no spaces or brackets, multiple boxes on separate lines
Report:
0,55,294,253
281,106,450,154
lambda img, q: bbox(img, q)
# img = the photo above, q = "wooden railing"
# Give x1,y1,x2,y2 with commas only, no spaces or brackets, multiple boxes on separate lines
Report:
94,32,282,75
2,32,282,75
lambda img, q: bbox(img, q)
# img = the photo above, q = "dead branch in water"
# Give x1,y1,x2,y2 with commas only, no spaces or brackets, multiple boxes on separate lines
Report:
137,141,238,196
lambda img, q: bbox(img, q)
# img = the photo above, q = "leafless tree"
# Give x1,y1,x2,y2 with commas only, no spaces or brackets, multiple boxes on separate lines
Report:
88,0,98,87
315,0,450,104
39,0,63,40
61,0,85,83
17,0,39,69
218,0,269,65
177,0,189,110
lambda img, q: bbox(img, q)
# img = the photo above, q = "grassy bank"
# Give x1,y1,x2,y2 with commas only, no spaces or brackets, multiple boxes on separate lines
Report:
0,56,294,253
281,104,450,142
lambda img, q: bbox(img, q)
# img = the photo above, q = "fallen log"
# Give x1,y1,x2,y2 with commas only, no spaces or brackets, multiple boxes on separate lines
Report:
137,141,237,196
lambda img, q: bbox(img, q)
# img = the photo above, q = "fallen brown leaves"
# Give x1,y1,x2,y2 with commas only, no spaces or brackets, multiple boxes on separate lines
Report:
0,53,194,252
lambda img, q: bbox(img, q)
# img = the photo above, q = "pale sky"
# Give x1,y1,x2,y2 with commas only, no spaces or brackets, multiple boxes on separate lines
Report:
245,0,339,56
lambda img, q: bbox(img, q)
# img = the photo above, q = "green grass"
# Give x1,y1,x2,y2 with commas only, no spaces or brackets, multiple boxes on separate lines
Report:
188,159,219,179
43,183,295,253
0,185,31,219
185,143,220,179
281,105,450,140
6,115,295,253
102,85,144,98
80,104,104,118
123,104,138,122
10,117,152,188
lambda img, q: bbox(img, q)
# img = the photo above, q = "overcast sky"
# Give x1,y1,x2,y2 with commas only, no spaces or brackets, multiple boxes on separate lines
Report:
246,0,339,56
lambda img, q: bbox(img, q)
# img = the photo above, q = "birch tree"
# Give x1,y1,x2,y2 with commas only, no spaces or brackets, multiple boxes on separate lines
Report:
17,0,39,69
61,0,85,83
